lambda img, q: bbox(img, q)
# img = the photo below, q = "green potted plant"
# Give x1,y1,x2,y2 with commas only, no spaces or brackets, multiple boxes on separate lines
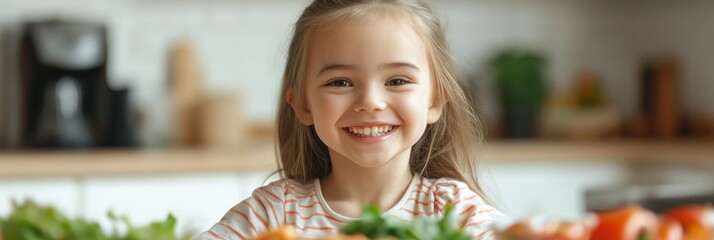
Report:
490,49,548,138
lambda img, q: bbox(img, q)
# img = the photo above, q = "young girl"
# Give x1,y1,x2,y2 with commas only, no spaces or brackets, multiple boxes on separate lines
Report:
198,0,506,239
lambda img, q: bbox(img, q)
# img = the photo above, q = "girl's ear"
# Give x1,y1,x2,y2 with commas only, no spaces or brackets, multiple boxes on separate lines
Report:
286,88,314,125
427,97,446,124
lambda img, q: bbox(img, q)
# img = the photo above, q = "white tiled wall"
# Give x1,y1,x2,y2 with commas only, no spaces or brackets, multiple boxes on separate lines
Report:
2,0,713,146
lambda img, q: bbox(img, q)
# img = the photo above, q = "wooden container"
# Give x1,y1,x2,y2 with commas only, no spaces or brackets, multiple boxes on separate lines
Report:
197,92,247,149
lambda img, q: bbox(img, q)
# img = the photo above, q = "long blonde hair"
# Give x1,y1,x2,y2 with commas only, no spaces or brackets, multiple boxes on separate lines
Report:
275,0,489,201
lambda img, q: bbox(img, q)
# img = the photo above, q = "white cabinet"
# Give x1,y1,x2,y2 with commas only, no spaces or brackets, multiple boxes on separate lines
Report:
0,171,276,237
482,161,629,220
0,177,80,217
82,171,276,235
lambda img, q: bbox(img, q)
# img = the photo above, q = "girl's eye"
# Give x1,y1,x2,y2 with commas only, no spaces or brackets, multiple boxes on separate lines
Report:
386,78,408,86
327,79,352,87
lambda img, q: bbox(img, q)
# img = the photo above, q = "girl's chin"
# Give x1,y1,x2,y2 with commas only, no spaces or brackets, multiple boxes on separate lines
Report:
328,148,412,169
345,158,389,168
347,153,407,169
330,154,388,168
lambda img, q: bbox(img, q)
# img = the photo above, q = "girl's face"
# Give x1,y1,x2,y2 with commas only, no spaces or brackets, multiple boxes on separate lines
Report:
295,17,443,169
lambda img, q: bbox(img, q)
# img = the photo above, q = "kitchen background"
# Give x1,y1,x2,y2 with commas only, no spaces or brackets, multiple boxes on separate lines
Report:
1,0,713,238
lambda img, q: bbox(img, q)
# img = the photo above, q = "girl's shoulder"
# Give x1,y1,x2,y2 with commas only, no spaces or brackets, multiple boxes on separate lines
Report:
414,177,484,204
415,176,509,238
255,177,318,199
417,177,472,195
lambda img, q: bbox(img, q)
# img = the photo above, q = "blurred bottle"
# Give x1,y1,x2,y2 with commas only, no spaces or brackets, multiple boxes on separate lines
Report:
640,57,680,139
103,87,136,147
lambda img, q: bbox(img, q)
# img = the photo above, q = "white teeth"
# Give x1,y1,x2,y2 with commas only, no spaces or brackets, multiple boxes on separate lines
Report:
347,125,394,137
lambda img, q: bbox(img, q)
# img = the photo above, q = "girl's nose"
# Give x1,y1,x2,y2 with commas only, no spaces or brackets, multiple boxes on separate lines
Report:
352,85,387,113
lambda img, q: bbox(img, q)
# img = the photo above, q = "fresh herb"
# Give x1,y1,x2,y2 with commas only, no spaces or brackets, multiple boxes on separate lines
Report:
0,200,188,240
340,203,471,240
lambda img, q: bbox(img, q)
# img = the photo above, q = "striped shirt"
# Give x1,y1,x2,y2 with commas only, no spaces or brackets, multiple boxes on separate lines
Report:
196,175,506,240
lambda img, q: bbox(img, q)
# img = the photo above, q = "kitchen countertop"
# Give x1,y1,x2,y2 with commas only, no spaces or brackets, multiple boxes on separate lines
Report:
0,140,712,178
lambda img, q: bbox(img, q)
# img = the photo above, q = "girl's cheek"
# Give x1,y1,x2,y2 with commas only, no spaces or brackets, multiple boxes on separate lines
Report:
405,91,431,107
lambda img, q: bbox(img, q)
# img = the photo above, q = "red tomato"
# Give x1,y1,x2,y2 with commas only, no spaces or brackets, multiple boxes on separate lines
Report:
500,219,592,240
590,205,659,240
664,204,713,227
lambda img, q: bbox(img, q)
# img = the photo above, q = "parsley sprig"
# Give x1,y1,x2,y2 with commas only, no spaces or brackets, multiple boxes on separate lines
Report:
340,203,471,240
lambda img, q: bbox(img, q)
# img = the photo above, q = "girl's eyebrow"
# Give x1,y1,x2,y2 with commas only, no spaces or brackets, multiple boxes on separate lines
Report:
381,62,421,72
318,62,421,75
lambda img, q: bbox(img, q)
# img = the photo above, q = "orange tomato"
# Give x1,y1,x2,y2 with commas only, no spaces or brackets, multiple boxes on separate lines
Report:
323,233,372,240
590,205,659,240
683,224,712,240
550,221,591,240
251,225,298,240
499,219,593,240
659,218,684,240
503,220,535,236
664,204,714,240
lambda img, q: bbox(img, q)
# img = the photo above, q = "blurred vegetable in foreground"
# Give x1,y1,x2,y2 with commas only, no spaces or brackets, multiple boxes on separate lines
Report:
339,203,470,240
497,204,714,240
663,204,714,240
250,203,471,240
0,200,190,240
590,205,658,240
496,217,595,240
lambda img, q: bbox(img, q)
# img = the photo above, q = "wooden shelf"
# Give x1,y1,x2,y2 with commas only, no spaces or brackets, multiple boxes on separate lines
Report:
482,140,714,165
0,144,277,178
1,140,712,178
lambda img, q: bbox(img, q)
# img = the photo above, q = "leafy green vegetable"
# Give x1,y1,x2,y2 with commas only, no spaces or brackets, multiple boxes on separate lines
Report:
340,203,471,240
0,199,189,240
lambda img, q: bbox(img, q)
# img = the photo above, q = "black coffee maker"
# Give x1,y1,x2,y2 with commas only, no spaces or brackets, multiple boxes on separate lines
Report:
20,20,112,148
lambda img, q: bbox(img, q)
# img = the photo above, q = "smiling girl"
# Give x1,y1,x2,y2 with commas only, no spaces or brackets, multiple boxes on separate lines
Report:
197,0,506,239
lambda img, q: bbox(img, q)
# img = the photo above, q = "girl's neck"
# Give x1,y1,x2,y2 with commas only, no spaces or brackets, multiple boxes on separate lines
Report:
320,149,414,217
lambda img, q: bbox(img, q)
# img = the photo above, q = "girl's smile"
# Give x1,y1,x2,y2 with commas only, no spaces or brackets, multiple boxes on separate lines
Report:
342,123,401,144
